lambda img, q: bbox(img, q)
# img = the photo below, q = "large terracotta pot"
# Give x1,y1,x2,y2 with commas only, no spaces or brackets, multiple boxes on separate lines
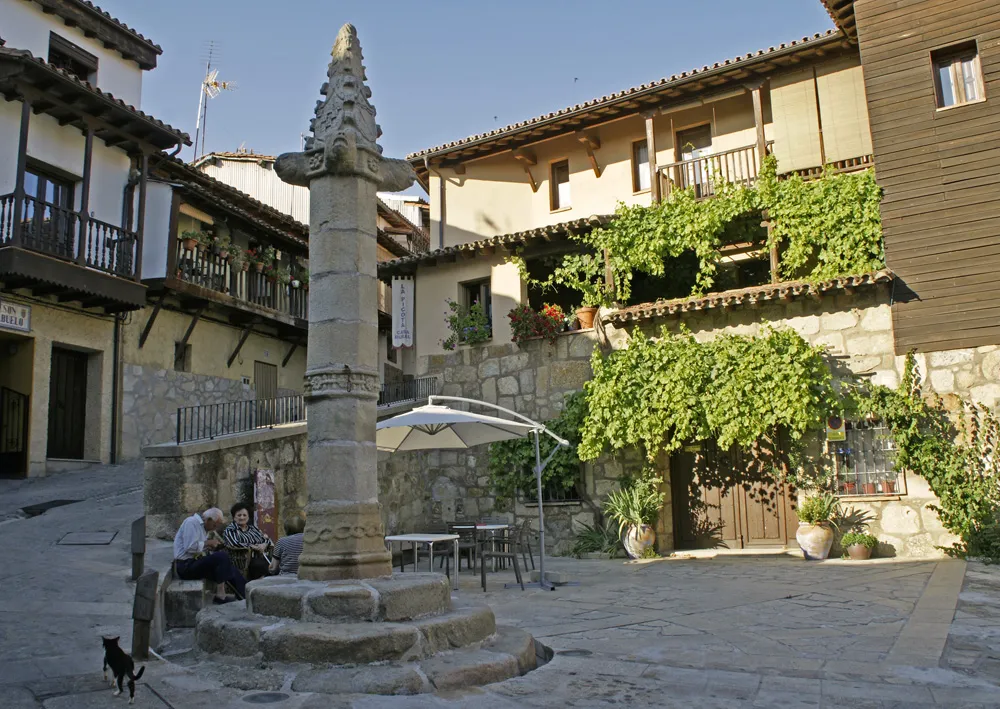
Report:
623,524,656,559
796,522,834,560
575,306,598,330
847,543,872,560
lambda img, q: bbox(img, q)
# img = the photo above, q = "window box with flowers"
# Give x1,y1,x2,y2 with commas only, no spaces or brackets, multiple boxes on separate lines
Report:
442,298,491,350
508,303,565,345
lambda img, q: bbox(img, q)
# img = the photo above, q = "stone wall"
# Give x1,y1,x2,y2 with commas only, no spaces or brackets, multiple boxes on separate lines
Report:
144,424,307,540
410,331,642,555
122,364,252,461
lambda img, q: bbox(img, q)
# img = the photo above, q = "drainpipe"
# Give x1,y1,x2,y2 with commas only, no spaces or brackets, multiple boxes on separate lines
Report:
110,314,121,464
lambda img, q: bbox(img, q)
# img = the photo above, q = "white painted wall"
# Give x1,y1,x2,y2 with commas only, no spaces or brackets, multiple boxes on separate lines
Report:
0,0,144,106
199,159,309,223
0,104,130,224
140,181,174,279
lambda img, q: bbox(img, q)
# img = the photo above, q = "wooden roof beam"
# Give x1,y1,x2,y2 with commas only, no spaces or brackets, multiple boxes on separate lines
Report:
576,131,602,178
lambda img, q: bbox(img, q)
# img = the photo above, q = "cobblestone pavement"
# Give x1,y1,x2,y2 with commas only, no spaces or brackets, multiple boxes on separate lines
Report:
1,463,996,707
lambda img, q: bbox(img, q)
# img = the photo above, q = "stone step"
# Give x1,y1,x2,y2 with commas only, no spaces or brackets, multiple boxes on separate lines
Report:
288,626,541,695
165,579,211,629
196,600,498,664
245,572,451,623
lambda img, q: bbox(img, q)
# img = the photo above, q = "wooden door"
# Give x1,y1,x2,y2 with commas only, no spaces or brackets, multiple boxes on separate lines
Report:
0,387,29,476
676,124,713,198
671,443,795,549
254,361,278,426
47,348,87,459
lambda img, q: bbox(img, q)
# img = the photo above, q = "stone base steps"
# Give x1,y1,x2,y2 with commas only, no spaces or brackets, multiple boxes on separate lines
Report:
164,578,212,628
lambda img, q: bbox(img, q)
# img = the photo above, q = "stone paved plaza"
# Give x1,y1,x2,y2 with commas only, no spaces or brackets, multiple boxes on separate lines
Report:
2,463,1000,707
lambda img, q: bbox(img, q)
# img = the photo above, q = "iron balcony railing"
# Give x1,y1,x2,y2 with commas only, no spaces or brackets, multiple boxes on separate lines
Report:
176,395,305,444
174,241,308,320
0,193,137,278
377,377,437,408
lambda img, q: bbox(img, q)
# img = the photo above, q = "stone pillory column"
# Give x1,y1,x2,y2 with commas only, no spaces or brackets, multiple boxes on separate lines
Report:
275,24,416,581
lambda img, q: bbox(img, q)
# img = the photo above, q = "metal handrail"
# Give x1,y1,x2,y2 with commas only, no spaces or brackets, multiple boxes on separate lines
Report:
176,395,305,443
378,377,437,408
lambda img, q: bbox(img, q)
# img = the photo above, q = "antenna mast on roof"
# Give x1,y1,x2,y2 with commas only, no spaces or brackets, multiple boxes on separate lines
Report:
192,41,237,161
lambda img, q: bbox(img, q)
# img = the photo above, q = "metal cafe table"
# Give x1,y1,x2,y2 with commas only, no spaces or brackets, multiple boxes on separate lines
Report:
384,533,460,590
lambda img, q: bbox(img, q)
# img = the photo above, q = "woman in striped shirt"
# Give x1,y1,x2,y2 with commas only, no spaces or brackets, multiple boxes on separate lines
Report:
222,502,273,581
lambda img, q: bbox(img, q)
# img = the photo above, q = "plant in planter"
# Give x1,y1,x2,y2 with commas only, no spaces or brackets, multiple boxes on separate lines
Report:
213,234,233,260
441,299,491,350
508,303,565,345
180,229,209,252
570,520,622,559
228,248,248,272
603,474,665,559
795,493,839,560
840,531,878,560
298,269,309,290
274,265,291,287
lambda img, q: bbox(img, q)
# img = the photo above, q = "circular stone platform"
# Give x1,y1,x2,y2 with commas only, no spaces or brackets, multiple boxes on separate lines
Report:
193,573,547,694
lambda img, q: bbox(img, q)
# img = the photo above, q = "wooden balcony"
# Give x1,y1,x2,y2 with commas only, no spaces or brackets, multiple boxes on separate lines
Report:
658,142,771,199
166,240,308,330
0,192,145,311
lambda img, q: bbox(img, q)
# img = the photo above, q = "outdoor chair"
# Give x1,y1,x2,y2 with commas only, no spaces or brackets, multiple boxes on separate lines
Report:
478,535,524,591
449,521,478,572
515,519,536,571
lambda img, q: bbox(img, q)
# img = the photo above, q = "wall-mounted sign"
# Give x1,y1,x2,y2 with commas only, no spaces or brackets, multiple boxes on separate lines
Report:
826,415,846,442
0,300,30,333
391,276,414,348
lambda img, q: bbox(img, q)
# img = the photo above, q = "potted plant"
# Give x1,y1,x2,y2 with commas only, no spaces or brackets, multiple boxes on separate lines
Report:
603,475,665,559
795,493,839,560
840,532,878,560
441,299,491,350
839,480,857,495
881,479,897,494
275,265,291,287
214,234,233,260
576,301,599,330
298,269,309,290
180,229,208,252
229,248,248,272
570,520,623,559
861,481,877,495
508,303,565,345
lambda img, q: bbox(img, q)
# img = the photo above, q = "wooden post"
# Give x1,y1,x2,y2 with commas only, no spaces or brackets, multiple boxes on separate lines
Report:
603,248,616,303
11,99,31,246
645,112,660,202
812,67,827,166
130,515,146,581
131,569,158,661
134,152,148,281
77,126,94,265
751,83,779,281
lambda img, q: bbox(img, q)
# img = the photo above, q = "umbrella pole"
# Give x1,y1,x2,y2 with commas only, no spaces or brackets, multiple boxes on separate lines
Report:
533,429,553,591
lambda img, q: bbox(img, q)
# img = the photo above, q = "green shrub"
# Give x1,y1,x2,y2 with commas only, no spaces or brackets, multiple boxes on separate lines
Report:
840,532,878,549
796,493,839,524
603,474,665,535
570,520,622,559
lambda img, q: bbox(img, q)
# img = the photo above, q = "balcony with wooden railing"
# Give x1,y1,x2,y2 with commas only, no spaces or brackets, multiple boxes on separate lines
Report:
172,241,308,325
657,142,772,200
0,192,146,310
0,192,138,278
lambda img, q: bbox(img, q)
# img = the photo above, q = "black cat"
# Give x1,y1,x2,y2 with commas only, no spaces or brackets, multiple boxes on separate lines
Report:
101,636,145,704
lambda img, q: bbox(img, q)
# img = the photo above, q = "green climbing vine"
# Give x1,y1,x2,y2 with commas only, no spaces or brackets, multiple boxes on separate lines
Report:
516,156,884,306
849,354,1000,561
487,391,588,510
578,327,839,489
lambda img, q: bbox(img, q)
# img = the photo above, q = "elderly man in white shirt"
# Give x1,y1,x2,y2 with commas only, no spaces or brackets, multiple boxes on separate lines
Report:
172,507,247,603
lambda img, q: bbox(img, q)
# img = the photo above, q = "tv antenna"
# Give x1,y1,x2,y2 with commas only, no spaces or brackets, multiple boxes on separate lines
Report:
192,42,236,160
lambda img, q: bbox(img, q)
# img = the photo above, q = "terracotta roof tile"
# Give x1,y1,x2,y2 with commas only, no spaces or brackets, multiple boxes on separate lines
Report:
408,30,842,161
605,269,893,324
62,0,162,52
0,47,188,145
377,215,611,277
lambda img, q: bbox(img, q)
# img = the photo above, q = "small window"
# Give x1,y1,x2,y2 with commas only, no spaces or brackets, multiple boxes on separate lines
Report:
632,140,650,192
173,343,192,372
48,33,98,83
932,41,984,109
831,420,902,497
550,160,571,210
461,278,492,334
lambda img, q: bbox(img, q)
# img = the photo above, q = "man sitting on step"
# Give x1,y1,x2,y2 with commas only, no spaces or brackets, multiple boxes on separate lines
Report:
172,507,247,603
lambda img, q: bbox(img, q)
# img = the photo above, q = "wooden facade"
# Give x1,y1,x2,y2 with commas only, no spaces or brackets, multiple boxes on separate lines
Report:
855,0,1000,352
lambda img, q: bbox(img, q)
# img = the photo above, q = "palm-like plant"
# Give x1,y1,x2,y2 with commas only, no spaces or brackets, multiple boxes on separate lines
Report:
603,476,665,535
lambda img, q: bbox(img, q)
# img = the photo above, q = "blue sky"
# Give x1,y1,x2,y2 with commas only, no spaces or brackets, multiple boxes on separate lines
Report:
98,1,835,166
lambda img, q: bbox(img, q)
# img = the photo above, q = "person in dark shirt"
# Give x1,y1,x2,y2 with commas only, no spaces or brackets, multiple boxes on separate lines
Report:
221,502,273,581
270,515,305,576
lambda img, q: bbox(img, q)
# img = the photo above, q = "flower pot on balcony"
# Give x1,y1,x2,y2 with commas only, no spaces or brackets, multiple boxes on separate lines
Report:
254,262,265,273
219,250,229,260
840,481,857,495
291,279,301,289
861,482,877,495
181,237,198,251
881,480,896,494
575,306,598,330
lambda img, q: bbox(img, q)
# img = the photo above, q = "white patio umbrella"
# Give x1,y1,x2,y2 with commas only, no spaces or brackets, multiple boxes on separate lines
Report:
376,395,570,591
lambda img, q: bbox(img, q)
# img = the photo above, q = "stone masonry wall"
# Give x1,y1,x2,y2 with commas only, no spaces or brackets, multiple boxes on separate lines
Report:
144,425,306,541
409,331,642,556
122,364,253,461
